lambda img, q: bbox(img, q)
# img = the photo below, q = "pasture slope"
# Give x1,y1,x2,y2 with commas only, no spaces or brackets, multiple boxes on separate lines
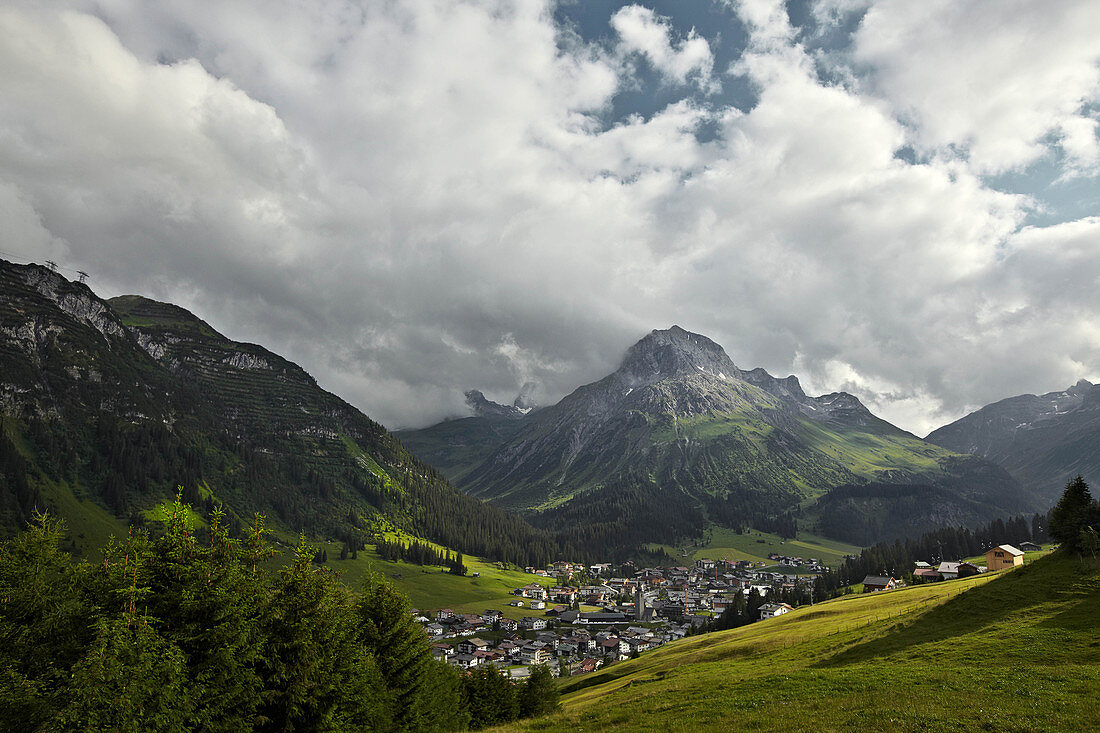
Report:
499,552,1100,732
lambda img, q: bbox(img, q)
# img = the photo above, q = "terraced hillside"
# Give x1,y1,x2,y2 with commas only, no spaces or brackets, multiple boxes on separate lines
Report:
502,552,1100,732
0,259,560,565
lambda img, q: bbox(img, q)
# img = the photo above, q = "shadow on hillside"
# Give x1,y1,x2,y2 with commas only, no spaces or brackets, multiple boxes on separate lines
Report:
1038,593,1100,633
814,556,1091,668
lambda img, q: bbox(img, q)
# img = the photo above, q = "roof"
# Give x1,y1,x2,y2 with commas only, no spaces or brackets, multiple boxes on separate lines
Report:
990,544,1024,556
862,575,894,586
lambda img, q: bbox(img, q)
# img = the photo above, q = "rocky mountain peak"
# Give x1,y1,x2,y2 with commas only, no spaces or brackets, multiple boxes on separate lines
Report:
464,389,525,419
1069,378,1094,396
618,325,740,386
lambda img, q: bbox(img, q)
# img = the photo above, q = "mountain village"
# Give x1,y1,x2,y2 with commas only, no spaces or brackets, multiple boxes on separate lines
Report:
416,541,1039,678
414,556,810,677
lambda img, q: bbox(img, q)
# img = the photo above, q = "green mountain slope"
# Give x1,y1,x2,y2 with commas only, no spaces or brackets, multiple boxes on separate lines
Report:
503,552,1100,732
0,259,559,565
927,379,1100,504
405,327,1033,550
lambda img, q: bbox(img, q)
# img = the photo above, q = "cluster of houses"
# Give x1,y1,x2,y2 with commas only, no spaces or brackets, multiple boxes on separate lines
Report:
415,557,821,677
862,543,1037,592
516,558,818,622
766,553,828,573
424,621,689,677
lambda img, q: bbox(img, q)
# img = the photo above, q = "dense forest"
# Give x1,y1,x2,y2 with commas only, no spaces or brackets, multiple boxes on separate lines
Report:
532,477,707,561
0,502,558,731
813,481,1012,545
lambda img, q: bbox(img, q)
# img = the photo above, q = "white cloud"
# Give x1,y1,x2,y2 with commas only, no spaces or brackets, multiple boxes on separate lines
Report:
0,0,1097,437
851,0,1100,175
611,5,715,90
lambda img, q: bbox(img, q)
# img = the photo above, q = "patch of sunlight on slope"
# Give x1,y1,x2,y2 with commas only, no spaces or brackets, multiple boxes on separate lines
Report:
498,552,1100,732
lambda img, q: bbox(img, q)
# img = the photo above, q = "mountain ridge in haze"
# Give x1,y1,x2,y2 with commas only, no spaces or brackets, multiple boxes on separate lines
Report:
926,379,1099,502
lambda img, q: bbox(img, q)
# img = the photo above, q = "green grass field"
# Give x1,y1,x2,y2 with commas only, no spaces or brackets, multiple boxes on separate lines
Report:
496,551,1100,732
259,536,558,619
657,526,861,566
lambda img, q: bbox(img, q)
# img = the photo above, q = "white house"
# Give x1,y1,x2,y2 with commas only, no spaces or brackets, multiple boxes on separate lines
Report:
758,602,794,619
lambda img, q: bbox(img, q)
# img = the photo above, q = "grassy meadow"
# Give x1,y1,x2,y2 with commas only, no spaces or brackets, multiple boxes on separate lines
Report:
268,535,557,619
498,551,1100,732
656,526,861,567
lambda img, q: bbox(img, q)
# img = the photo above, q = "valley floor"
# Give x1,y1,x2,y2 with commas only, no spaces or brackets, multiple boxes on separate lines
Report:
652,526,861,567
496,552,1100,732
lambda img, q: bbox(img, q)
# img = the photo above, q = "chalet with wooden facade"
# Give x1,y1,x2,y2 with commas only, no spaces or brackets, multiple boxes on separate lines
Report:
985,544,1024,571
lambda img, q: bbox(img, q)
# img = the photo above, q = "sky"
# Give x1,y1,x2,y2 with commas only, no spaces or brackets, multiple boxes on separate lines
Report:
1,0,1098,436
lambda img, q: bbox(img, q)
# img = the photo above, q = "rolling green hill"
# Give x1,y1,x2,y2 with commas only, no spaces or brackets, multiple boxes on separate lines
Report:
500,551,1100,731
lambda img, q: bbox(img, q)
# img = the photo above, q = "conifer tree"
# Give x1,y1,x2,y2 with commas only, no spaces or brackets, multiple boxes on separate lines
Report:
461,665,517,729
258,539,391,732
517,664,560,719
55,616,191,732
357,572,435,731
1050,476,1099,552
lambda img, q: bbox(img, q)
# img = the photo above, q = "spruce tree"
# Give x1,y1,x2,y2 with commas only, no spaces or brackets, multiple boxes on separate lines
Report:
55,616,191,733
357,572,435,731
517,664,559,718
258,540,392,732
1050,476,1098,552
461,665,517,729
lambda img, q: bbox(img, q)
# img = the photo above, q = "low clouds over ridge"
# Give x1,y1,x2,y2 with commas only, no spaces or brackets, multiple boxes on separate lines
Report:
1,0,1097,436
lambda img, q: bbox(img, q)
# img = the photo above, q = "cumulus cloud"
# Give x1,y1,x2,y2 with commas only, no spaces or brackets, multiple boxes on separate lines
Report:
851,0,1100,175
0,0,1097,437
610,5,716,90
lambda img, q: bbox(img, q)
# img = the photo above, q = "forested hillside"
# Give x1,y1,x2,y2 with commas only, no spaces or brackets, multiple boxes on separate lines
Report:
0,260,563,566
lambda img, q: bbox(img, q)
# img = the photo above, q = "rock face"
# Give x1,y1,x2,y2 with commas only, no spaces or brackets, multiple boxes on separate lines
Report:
464,390,526,419
926,380,1100,502
403,326,1031,547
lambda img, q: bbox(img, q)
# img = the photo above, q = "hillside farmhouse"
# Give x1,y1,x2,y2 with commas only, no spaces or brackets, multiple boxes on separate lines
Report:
985,544,1024,572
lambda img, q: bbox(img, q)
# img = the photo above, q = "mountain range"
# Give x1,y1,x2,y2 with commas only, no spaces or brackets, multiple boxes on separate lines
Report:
927,379,1099,503
399,326,1036,548
2,257,1072,558
0,259,558,565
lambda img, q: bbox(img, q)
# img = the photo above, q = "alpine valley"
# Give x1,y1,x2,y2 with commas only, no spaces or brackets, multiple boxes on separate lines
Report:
0,259,560,565
0,258,1050,559
398,326,1038,550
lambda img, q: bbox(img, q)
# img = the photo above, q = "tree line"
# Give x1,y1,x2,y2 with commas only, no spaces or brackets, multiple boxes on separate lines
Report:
1049,475,1100,556
0,500,559,731
374,537,467,575
813,504,1059,595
